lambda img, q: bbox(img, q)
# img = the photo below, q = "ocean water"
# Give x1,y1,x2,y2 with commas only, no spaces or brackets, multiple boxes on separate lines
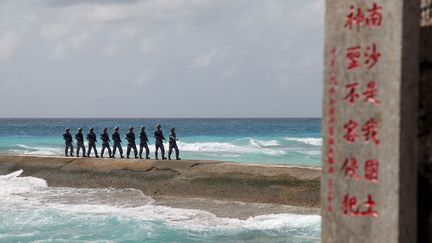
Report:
0,118,322,166
0,118,322,242
0,170,321,242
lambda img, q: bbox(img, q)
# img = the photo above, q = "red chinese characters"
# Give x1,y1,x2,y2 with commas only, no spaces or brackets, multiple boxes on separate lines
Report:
346,46,361,70
341,157,379,182
343,119,380,145
341,157,360,179
343,120,359,144
337,2,383,220
362,118,380,145
366,3,383,27
327,179,334,212
345,3,383,31
344,81,380,106
326,48,338,212
342,194,378,217
362,81,380,105
364,159,379,182
364,43,382,69
344,82,360,105
346,44,382,70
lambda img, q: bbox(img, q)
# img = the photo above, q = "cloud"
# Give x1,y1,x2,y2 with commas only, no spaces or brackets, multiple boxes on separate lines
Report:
52,33,88,59
0,31,18,62
0,0,324,118
192,49,223,68
40,23,72,39
88,4,141,23
102,44,117,57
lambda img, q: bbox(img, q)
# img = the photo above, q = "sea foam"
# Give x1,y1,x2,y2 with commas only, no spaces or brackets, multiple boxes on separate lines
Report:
0,170,321,234
284,137,323,146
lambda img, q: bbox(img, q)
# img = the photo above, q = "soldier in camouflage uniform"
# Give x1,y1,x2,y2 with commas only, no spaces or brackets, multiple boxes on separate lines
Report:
112,127,124,158
63,128,74,157
86,127,99,158
153,124,167,160
139,126,150,159
75,128,86,157
100,128,112,158
168,127,181,160
125,127,138,159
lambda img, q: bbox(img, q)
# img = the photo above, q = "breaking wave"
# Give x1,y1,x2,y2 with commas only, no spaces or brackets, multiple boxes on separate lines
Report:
0,170,321,241
284,137,322,146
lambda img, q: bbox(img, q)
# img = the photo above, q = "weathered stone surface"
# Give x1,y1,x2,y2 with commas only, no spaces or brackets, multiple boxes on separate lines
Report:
0,155,320,207
322,1,419,242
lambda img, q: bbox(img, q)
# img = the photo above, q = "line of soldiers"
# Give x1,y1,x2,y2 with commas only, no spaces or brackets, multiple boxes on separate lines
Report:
62,124,180,160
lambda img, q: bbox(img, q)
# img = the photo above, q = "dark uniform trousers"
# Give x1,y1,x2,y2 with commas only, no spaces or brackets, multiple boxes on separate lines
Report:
139,142,149,158
65,142,74,156
155,141,165,159
113,142,123,157
168,142,179,159
101,142,112,157
87,142,98,157
76,142,86,156
127,143,138,158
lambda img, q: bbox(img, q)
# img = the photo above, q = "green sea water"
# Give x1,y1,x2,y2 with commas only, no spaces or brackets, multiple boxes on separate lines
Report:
0,118,322,166
0,170,321,242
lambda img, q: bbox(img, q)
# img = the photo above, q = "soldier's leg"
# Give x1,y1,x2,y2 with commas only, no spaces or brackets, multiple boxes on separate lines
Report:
94,144,99,157
70,144,74,156
168,144,173,160
113,144,118,157
65,143,69,156
139,144,143,159
82,144,86,157
126,144,131,158
174,144,179,159
155,144,159,159
118,144,123,158
78,143,84,157
161,144,166,159
133,144,138,158
145,144,150,159
108,146,112,157
87,144,92,157
76,144,80,157
101,145,106,157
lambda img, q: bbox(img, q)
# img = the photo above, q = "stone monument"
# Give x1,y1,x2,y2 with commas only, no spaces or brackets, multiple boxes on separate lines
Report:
321,1,420,242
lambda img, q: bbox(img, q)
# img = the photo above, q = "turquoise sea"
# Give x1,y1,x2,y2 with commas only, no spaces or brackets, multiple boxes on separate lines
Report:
0,118,322,242
0,118,321,166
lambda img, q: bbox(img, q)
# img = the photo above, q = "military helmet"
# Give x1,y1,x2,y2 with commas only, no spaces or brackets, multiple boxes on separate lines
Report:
129,126,134,131
90,127,94,132
171,127,175,131
140,126,145,131
114,126,119,131
65,128,70,132
103,128,108,132
78,128,82,132
156,124,161,129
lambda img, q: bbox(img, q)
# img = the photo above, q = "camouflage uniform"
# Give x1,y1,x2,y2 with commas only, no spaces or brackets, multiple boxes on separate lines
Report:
168,129,180,160
86,129,99,157
154,126,166,160
75,129,86,157
126,129,138,159
100,130,112,158
63,130,74,157
112,129,124,158
139,128,150,159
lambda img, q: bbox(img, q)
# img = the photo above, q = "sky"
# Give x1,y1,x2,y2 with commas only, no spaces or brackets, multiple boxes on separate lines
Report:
0,0,324,118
